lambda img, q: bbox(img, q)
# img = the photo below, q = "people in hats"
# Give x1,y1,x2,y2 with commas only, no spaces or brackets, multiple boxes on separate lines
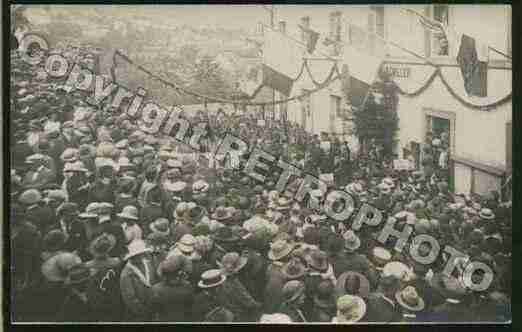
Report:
214,252,261,321
22,154,57,190
311,280,337,322
264,240,296,313
117,206,143,244
85,233,121,274
336,271,371,300
56,264,96,322
20,188,56,232
332,294,366,323
278,280,308,322
120,239,156,321
192,269,229,321
151,255,194,322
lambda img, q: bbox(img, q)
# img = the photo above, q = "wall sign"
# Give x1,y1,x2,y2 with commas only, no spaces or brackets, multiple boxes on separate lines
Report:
382,64,411,78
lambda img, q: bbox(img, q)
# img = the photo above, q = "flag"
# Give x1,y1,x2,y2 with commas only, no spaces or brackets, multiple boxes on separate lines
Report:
299,25,320,53
457,34,488,97
342,45,383,109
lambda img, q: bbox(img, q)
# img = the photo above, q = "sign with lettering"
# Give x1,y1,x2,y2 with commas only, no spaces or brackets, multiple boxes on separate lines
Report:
382,64,411,78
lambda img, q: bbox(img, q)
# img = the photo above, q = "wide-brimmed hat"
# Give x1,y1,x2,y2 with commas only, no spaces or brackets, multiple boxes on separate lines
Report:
89,233,117,257
307,249,329,271
211,226,239,243
335,271,371,299
268,240,295,261
343,230,361,251
64,264,95,286
42,252,82,282
78,202,100,218
383,261,414,282
19,189,42,205
335,294,366,323
395,286,425,312
192,180,210,193
211,206,234,221
198,269,227,288
479,208,495,220
164,181,187,193
149,218,170,236
217,252,248,276
117,205,139,220
260,314,293,323
372,247,392,268
176,234,196,254
124,239,152,261
281,257,308,279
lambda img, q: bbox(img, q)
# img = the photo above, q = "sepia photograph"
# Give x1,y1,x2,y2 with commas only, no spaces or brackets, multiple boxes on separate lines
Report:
8,4,512,324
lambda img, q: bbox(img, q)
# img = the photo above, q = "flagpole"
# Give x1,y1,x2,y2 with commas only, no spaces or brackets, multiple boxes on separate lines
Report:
403,8,512,60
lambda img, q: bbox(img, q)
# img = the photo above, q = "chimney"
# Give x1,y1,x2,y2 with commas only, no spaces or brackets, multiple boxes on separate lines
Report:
329,11,342,41
278,21,286,34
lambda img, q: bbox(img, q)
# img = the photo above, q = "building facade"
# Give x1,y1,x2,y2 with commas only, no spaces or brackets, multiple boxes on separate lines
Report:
253,5,511,196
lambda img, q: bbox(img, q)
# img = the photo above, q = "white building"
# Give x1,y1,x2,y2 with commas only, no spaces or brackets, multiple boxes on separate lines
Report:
256,5,511,196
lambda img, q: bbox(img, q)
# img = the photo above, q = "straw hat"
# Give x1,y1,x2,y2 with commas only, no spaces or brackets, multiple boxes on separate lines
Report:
78,202,100,219
192,180,210,194
335,295,366,323
260,314,293,323
479,208,495,220
268,240,295,261
211,206,234,222
372,247,391,268
124,239,152,261
117,205,139,220
19,189,42,205
383,261,414,282
395,286,425,312
211,226,240,243
176,234,196,254
198,269,227,288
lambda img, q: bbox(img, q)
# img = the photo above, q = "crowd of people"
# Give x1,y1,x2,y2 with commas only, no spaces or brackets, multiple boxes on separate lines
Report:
10,44,511,323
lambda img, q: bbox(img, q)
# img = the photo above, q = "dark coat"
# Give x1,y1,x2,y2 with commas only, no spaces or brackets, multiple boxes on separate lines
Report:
278,303,308,322
89,180,115,204
25,205,56,233
217,276,260,322
192,289,222,322
365,292,400,323
56,291,96,322
119,260,157,321
331,251,378,287
151,280,194,322
428,300,473,322
264,261,287,313
22,168,56,190
139,205,165,232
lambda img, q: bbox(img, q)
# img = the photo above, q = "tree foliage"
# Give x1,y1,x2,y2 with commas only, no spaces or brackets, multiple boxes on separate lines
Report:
353,71,399,156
